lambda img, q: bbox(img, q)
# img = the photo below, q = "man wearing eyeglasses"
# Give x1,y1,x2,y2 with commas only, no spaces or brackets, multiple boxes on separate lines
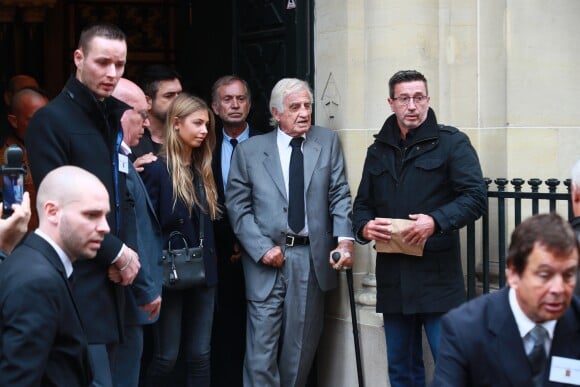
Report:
110,78,163,387
352,69,487,387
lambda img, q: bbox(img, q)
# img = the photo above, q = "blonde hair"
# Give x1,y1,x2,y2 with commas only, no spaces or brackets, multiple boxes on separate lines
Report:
160,93,220,220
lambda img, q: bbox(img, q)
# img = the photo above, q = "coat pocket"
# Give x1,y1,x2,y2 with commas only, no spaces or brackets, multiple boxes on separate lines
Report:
414,157,444,171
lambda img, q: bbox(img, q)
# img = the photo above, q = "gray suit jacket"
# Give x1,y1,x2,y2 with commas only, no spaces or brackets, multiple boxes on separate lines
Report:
125,162,163,325
226,126,353,301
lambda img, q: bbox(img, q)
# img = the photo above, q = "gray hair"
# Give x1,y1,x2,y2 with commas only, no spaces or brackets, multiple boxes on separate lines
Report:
268,78,313,127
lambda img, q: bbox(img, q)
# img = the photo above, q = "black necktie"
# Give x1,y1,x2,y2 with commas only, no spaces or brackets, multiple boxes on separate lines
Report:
288,137,304,233
230,138,238,149
528,325,548,386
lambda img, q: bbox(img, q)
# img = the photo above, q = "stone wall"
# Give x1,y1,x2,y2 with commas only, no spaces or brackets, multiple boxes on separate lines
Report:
313,1,580,385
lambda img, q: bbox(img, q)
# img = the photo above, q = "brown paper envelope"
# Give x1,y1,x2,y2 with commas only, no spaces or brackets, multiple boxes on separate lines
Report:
375,219,425,257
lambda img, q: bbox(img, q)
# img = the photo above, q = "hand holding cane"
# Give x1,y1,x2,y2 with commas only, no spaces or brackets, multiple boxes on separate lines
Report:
332,251,364,387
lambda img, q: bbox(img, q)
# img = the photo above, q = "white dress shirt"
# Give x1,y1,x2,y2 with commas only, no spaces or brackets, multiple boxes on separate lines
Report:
509,287,556,356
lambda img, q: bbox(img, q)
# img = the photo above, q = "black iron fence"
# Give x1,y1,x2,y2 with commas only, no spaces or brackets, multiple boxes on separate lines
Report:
465,177,573,300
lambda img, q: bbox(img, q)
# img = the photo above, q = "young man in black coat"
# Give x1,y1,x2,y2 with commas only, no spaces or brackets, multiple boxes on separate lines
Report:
26,23,141,387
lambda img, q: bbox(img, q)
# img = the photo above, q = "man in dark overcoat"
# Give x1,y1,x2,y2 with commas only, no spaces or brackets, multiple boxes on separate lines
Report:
353,69,487,387
26,23,141,386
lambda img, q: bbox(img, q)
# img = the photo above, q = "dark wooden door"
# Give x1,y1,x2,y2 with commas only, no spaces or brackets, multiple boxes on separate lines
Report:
232,0,314,132
0,0,313,134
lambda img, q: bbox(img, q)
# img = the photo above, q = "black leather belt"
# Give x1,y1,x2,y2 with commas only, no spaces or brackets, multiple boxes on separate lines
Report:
285,234,309,247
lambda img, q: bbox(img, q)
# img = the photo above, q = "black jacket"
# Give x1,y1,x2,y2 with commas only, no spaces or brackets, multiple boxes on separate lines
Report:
353,108,487,314
212,126,261,262
26,76,130,343
0,234,93,386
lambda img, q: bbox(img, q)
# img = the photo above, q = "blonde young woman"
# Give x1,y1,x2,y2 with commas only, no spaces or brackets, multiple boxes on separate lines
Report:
141,93,220,386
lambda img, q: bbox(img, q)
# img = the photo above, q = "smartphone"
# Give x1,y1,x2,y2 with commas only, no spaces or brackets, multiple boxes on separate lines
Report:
2,173,24,216
1,144,26,218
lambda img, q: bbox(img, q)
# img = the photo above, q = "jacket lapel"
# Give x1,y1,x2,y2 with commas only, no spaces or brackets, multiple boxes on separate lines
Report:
488,287,534,386
24,233,86,329
262,131,287,199
213,129,226,202
128,162,160,226
24,233,67,278
304,129,322,192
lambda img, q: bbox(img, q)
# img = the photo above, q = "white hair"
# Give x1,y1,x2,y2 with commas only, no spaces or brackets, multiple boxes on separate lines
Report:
268,78,313,127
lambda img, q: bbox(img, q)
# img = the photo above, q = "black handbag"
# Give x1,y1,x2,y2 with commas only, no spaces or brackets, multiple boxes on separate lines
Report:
161,208,206,290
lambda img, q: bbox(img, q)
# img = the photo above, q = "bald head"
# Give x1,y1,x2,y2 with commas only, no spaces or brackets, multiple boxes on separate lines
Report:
113,78,149,147
8,88,48,140
4,75,39,107
113,78,147,108
37,166,110,261
37,166,104,212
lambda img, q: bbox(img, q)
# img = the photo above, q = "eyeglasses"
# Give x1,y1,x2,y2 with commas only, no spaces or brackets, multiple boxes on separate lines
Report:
133,108,149,121
392,95,428,106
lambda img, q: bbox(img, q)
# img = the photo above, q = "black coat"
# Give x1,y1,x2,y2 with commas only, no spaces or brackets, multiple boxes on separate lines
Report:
26,76,130,344
0,233,93,386
353,108,487,314
211,127,261,294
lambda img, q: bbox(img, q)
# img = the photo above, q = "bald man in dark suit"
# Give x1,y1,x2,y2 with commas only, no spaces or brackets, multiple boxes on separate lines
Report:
0,166,110,386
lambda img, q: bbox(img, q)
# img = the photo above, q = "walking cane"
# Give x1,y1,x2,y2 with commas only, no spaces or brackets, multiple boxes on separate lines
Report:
332,252,364,387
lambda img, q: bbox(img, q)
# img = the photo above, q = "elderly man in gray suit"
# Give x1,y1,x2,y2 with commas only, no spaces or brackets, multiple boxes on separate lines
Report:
109,78,163,387
226,78,354,387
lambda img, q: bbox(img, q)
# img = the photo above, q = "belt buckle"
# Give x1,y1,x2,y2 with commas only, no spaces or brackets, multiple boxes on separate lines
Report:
285,235,295,247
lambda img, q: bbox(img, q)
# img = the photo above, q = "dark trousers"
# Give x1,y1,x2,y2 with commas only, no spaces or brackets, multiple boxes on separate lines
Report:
145,286,215,387
210,258,246,387
89,343,118,387
383,312,443,387
113,324,143,387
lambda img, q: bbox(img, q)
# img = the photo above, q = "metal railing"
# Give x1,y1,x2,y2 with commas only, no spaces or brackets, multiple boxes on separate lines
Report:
465,177,573,299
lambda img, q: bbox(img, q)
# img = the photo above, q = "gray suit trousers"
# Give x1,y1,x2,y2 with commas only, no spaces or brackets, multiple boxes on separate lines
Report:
243,245,324,387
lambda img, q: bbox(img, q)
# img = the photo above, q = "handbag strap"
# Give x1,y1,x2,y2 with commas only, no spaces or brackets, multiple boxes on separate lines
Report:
195,175,205,248
167,231,188,251
167,175,205,249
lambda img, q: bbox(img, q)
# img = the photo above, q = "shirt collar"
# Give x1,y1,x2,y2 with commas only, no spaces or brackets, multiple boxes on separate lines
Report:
120,141,132,155
509,287,557,340
34,229,74,278
276,127,305,147
222,124,250,143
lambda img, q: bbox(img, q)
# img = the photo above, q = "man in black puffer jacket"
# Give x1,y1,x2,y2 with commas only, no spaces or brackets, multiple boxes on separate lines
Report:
353,69,487,387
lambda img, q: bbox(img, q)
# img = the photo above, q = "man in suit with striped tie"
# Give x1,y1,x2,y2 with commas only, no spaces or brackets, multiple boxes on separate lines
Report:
432,213,580,387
